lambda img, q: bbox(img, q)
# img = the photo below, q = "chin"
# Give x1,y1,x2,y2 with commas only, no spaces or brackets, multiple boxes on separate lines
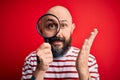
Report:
51,43,69,58
50,35,72,58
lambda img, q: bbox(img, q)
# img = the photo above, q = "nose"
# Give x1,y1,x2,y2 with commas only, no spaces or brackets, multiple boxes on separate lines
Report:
56,29,62,37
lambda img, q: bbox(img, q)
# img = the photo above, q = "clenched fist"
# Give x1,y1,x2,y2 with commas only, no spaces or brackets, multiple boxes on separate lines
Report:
36,43,53,71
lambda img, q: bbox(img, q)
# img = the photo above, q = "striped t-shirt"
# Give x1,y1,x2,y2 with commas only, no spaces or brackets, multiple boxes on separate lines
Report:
22,46,99,80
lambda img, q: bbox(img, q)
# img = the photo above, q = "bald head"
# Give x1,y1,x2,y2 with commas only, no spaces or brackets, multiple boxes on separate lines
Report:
40,6,75,58
46,6,72,23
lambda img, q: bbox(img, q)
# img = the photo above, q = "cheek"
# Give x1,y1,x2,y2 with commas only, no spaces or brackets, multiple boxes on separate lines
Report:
62,29,71,40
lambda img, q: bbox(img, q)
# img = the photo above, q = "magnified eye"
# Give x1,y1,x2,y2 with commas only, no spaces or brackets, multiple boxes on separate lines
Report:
46,23,58,30
37,14,60,39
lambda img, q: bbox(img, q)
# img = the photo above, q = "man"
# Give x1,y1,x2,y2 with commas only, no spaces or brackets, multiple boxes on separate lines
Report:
22,6,99,80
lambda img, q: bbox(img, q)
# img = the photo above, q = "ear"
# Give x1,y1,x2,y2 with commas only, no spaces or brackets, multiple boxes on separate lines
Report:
71,23,75,33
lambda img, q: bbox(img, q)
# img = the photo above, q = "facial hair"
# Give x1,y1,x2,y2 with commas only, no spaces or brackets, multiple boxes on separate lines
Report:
49,36,72,58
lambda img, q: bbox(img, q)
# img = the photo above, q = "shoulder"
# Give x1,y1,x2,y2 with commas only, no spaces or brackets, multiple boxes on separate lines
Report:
65,46,80,56
24,51,37,65
88,54,98,68
88,54,98,65
89,54,96,61
25,51,37,60
70,46,80,53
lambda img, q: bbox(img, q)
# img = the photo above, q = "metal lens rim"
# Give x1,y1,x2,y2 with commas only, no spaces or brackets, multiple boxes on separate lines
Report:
36,14,60,38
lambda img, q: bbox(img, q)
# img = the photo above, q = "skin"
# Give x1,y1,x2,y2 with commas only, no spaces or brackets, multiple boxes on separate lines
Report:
33,6,98,80
76,29,98,80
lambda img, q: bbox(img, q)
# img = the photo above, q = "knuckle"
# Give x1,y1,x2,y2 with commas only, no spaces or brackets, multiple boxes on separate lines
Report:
37,49,43,56
44,49,51,54
43,43,51,47
39,43,51,49
42,43,48,46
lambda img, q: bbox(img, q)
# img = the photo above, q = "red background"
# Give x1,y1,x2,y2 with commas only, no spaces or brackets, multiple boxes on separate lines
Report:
0,0,120,80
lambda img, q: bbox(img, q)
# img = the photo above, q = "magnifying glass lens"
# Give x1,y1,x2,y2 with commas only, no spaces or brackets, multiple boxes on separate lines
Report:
37,14,60,38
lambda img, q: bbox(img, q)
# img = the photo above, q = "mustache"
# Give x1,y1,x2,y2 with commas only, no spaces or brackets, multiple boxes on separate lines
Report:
50,36,65,42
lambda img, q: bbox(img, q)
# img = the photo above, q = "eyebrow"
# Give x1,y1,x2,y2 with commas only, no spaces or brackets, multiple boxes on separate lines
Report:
46,19,54,22
60,19,68,23
47,19,68,23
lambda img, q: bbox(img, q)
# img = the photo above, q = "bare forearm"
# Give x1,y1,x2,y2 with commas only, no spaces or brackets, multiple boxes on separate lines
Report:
78,68,92,80
78,73,92,80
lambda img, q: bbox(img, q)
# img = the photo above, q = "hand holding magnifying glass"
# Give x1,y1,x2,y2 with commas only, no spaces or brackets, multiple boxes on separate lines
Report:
36,14,60,64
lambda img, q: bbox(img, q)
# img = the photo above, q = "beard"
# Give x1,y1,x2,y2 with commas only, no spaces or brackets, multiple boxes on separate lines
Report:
48,36,72,58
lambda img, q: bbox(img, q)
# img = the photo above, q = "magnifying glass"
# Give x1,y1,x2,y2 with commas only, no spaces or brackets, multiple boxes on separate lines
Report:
36,14,60,42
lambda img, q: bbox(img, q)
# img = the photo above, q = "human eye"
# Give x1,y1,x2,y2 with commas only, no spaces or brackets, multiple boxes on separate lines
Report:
61,23,68,28
46,23,57,30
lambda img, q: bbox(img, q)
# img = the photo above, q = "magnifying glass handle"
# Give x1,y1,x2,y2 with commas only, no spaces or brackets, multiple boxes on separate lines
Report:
37,55,40,64
45,38,49,43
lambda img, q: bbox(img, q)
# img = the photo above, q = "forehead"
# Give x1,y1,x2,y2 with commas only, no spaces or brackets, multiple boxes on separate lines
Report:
59,19,69,24
42,15,68,23
46,6,72,23
43,15,70,24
